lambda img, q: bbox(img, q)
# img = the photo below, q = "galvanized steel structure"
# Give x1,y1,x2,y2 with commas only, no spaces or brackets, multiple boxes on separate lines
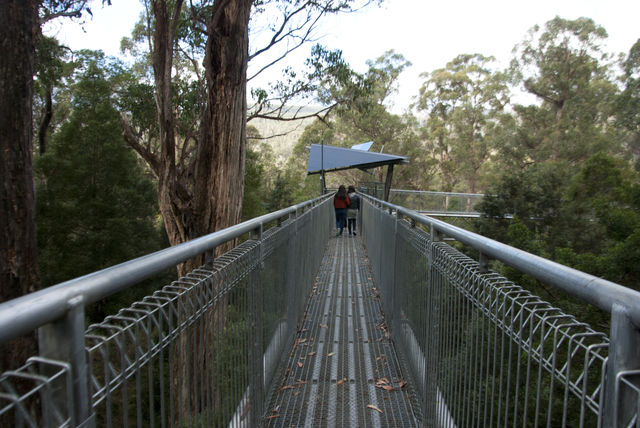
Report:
362,193,640,427
0,192,639,427
265,231,420,427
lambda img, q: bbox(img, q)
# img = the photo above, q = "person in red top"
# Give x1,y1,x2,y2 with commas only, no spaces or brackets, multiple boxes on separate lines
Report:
333,185,350,236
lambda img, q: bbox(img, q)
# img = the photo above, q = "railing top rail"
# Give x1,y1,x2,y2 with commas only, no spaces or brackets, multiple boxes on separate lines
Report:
363,193,640,326
0,194,331,344
390,189,485,197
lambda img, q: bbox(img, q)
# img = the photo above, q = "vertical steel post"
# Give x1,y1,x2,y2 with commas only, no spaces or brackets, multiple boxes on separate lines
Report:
479,251,489,274
249,225,264,427
38,295,93,427
320,140,325,195
604,303,640,427
286,210,299,336
204,248,215,269
383,164,394,202
424,226,443,424
390,211,400,333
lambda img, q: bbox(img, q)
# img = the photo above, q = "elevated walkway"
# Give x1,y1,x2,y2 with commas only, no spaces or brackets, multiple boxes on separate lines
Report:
1,193,639,427
265,234,419,427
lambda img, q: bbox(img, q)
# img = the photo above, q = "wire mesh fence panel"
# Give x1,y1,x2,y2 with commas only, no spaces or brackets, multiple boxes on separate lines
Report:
86,239,259,427
2,193,639,427
362,198,612,427
0,196,332,428
388,190,485,215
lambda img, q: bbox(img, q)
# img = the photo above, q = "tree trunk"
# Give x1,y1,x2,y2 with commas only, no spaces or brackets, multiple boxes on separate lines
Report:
148,0,251,272
151,0,188,255
194,0,251,248
0,0,40,373
147,1,251,423
37,86,52,155
192,2,251,423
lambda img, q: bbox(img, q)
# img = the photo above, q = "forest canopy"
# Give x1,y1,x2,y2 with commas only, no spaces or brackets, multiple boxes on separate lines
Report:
4,4,640,304
31,11,640,295
1,5,639,418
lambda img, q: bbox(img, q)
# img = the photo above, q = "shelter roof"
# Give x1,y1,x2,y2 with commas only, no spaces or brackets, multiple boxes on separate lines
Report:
306,144,408,175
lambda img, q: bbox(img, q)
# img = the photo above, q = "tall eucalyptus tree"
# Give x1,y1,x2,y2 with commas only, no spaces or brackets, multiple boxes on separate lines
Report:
120,0,379,272
0,0,100,374
417,53,509,192
509,16,618,164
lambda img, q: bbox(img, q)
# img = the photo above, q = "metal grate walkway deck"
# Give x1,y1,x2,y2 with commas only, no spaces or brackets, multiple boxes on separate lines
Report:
264,233,420,427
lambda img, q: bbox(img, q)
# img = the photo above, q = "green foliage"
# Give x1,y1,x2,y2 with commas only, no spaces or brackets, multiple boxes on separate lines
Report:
465,18,640,314
508,16,620,165
39,0,102,23
417,54,509,192
477,152,640,295
616,39,640,157
265,173,296,212
36,60,163,290
242,147,267,220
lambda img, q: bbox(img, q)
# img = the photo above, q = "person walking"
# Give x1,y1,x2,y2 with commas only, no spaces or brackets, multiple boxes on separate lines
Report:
333,185,350,237
347,185,360,236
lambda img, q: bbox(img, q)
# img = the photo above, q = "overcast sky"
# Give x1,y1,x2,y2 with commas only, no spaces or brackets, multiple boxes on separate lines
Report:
46,0,640,111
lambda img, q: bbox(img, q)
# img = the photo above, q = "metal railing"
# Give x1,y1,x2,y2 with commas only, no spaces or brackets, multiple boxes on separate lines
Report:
388,190,485,217
361,193,640,427
0,195,333,427
358,185,485,217
2,191,640,427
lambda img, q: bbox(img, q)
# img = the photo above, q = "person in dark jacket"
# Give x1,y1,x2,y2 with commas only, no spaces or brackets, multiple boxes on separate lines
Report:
347,185,360,236
333,185,350,236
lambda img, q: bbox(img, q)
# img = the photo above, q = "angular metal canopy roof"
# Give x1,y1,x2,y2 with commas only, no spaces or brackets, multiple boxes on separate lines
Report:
350,141,374,151
306,144,408,175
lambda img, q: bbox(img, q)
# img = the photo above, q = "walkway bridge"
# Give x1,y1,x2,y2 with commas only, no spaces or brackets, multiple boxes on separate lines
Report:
1,193,639,427
387,190,484,218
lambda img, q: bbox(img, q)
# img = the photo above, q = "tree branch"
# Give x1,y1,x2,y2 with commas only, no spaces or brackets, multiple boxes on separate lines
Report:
248,11,322,81
249,1,313,61
121,113,161,176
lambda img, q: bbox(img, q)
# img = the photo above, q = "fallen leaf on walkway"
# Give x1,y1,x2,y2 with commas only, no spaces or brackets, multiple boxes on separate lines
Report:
398,379,408,389
328,352,335,357
307,352,316,356
376,377,391,386
375,378,395,391
319,323,328,328
272,405,280,413
336,379,344,385
266,414,280,419
377,323,391,339
280,379,307,391
297,361,303,368
367,404,383,414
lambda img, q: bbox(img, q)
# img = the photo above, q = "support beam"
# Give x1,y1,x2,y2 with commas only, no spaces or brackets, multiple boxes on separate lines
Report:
383,164,394,202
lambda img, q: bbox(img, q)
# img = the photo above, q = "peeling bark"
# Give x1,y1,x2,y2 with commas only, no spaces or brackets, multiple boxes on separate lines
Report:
0,0,40,376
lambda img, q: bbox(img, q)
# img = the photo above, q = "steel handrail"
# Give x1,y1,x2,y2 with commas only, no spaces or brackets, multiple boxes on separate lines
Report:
390,189,485,198
362,193,640,326
0,194,331,344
